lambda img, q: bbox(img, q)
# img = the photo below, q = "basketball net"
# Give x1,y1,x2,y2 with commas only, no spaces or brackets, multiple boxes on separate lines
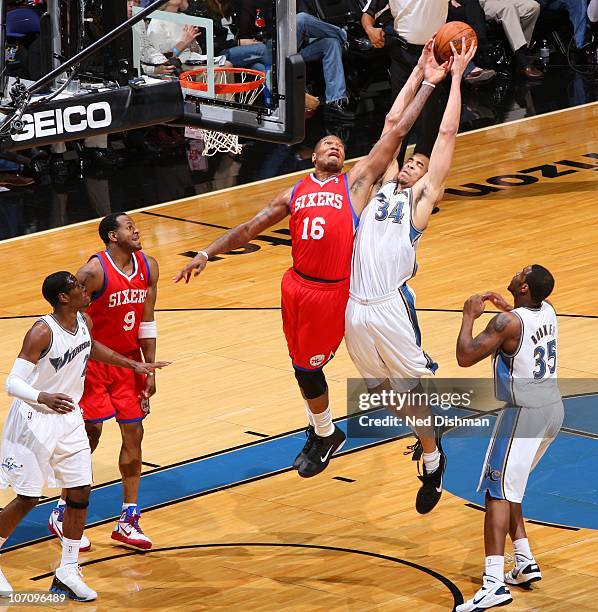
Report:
180,67,266,156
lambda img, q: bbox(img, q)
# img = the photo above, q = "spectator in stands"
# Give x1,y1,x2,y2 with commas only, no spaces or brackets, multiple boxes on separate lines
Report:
201,1,271,73
478,0,543,79
447,0,496,84
361,0,447,166
129,0,177,76
362,0,495,85
537,0,591,52
294,0,356,121
146,0,200,63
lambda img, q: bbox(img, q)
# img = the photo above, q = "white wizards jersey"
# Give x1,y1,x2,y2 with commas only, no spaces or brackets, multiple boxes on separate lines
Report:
493,302,560,407
350,183,422,298
17,312,92,414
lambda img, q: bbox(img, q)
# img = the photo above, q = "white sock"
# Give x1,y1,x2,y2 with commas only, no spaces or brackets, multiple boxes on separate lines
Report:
58,498,66,507
122,502,138,511
0,536,6,548
513,537,533,564
485,555,505,582
304,402,316,428
311,406,334,437
60,537,80,567
423,447,440,473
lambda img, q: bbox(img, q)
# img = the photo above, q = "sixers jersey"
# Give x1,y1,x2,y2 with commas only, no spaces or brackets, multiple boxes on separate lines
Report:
289,173,358,281
87,250,150,355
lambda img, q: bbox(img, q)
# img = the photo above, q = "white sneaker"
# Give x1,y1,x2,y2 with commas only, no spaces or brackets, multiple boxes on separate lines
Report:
0,568,13,597
48,505,91,552
110,507,152,550
505,558,542,587
50,564,97,601
457,575,513,611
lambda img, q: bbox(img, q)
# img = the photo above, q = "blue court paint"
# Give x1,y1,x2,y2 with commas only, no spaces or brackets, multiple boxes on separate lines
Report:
5,397,597,550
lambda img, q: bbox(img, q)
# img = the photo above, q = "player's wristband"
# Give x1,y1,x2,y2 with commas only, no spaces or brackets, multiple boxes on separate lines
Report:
422,80,436,89
197,250,209,261
172,47,181,57
138,320,158,339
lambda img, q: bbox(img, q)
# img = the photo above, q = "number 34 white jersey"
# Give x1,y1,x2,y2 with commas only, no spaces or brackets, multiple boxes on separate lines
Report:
20,312,92,413
350,183,422,299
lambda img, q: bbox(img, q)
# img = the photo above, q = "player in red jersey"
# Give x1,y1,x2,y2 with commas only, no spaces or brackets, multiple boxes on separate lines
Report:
175,40,451,478
49,213,160,550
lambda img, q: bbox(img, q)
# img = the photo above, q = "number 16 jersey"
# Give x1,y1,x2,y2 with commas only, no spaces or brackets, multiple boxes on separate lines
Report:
87,250,150,355
289,173,358,281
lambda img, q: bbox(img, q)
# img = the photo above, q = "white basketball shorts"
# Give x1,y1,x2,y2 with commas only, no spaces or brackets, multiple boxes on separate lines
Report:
345,284,438,393
478,400,564,503
0,401,92,497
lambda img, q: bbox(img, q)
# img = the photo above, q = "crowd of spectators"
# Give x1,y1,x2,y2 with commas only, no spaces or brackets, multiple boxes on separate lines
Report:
0,0,596,190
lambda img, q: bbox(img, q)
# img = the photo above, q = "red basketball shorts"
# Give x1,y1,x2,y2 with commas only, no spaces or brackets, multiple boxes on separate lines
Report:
281,268,350,370
81,350,147,424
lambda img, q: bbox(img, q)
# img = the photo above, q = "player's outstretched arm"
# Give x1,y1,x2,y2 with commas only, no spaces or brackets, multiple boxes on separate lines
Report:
347,54,451,216
381,39,433,138
88,341,170,375
5,322,75,413
411,40,476,231
173,188,292,284
456,294,520,367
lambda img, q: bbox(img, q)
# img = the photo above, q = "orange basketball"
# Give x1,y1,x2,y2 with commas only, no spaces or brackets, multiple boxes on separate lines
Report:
433,21,477,64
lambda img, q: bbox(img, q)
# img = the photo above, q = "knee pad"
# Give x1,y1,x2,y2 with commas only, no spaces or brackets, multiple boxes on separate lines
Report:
294,368,327,399
65,496,89,510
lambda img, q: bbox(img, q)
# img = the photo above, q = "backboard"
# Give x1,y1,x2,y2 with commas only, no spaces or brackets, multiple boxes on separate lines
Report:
131,1,304,144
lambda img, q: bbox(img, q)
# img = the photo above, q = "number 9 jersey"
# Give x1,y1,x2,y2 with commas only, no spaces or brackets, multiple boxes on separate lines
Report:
86,251,150,354
81,250,151,424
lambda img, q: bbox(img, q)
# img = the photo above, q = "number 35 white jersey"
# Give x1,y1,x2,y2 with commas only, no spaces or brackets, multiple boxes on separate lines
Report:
21,312,92,412
350,183,422,299
493,302,560,407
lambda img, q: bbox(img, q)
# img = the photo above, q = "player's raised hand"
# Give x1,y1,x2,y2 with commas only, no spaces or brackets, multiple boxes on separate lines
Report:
423,43,453,85
449,38,477,78
418,37,435,70
173,252,208,284
38,392,75,414
482,291,513,312
462,294,487,319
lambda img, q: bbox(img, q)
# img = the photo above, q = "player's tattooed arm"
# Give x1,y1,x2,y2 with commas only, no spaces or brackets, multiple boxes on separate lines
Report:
76,257,104,296
456,295,520,367
174,188,292,284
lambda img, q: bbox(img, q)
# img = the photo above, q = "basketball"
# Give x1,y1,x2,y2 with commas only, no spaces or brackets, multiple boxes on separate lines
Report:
434,21,478,64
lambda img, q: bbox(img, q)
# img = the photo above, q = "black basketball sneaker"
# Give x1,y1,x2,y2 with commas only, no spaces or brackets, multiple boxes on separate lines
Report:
404,427,447,514
297,425,346,478
293,425,315,469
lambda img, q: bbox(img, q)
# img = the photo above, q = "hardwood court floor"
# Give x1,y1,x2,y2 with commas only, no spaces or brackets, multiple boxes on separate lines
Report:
0,103,596,610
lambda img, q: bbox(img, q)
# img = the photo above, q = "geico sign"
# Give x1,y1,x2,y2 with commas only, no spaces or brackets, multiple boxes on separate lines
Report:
11,102,112,141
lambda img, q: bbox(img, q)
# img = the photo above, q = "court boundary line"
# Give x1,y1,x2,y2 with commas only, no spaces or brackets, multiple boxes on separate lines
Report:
0,102,595,246
5,307,598,320
28,542,464,607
